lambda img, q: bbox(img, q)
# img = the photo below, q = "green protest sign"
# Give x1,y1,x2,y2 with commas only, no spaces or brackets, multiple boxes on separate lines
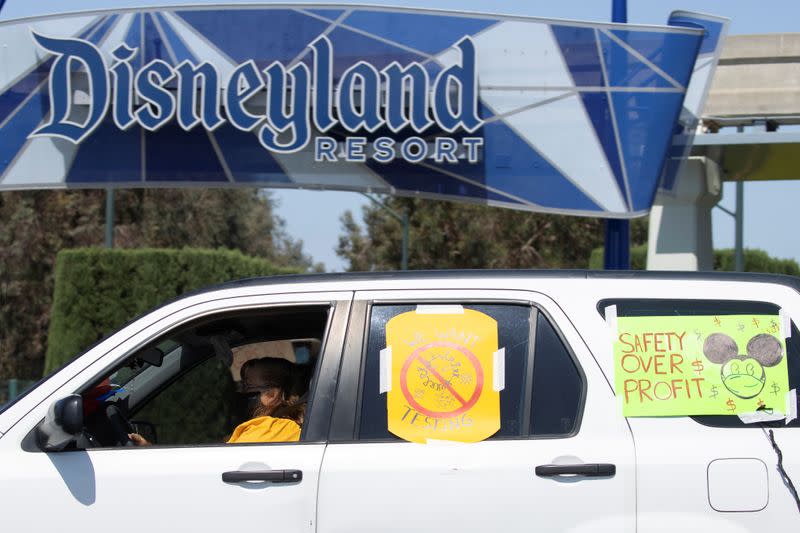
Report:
613,314,789,416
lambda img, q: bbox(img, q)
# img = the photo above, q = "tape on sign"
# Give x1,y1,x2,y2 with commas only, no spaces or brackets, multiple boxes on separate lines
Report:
379,347,392,393
416,305,465,315
493,348,505,392
738,411,786,424
605,305,618,343
786,389,798,425
780,308,791,339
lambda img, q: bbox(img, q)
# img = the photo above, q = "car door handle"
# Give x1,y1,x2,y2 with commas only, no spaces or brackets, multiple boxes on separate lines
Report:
535,463,616,478
222,469,303,483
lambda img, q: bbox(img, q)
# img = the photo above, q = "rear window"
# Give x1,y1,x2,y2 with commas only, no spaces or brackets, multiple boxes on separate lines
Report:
599,299,800,428
356,303,585,442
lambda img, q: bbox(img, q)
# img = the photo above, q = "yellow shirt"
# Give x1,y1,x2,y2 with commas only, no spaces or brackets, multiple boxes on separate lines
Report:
227,416,301,444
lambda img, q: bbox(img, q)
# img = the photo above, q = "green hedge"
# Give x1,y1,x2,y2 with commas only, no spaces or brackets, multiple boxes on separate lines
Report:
589,244,649,270
45,248,296,374
713,248,800,275
589,245,800,275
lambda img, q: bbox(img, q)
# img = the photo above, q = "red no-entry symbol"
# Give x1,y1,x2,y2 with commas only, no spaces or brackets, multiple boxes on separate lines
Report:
399,341,484,419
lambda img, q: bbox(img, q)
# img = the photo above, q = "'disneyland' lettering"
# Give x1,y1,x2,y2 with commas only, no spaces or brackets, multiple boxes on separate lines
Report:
30,32,483,155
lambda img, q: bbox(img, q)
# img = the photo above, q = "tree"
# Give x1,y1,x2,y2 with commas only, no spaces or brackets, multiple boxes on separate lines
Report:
337,197,648,271
0,188,316,380
110,189,316,267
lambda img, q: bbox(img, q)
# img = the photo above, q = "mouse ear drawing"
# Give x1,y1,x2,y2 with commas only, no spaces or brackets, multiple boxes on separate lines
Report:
747,333,783,367
703,333,739,364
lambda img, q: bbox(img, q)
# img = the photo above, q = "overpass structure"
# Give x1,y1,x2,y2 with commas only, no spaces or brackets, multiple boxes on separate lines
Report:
648,33,800,270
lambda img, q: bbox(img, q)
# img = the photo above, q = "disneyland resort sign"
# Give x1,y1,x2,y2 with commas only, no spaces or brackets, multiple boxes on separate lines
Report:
32,33,485,164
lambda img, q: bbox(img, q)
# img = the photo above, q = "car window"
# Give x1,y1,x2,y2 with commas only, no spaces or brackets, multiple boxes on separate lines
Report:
69,305,330,449
357,303,584,442
599,299,799,428
133,356,237,445
530,313,584,436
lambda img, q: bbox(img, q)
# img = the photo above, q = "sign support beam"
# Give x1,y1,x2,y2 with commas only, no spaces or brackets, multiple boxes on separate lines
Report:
735,179,744,271
604,0,631,270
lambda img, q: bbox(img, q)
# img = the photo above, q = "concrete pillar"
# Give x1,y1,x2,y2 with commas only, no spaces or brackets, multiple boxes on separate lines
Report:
647,156,722,271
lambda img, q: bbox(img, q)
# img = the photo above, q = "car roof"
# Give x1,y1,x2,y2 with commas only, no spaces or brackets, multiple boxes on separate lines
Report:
199,269,800,296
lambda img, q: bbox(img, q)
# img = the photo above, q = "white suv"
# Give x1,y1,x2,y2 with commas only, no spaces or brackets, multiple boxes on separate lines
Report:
1,271,798,532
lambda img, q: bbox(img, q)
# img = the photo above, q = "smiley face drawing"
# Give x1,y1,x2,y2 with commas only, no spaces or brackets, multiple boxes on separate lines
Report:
703,333,784,399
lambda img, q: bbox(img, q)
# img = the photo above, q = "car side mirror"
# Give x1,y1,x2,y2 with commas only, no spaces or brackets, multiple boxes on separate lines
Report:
138,346,165,367
36,394,84,452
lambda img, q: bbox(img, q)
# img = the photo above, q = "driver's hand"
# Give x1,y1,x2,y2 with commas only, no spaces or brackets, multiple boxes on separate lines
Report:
128,433,151,446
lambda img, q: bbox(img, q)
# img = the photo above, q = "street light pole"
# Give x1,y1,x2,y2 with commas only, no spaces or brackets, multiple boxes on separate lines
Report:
105,187,115,249
360,194,409,270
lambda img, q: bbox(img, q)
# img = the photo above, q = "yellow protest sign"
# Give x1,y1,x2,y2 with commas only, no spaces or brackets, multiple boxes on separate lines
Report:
385,308,501,443
614,314,789,417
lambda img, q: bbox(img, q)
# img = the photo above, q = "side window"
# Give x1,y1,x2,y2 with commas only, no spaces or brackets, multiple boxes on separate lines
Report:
599,299,799,428
530,313,583,436
133,357,236,445
72,305,330,449
357,303,584,442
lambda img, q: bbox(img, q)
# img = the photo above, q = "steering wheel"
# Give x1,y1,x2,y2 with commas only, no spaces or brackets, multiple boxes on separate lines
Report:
76,429,101,449
105,404,135,447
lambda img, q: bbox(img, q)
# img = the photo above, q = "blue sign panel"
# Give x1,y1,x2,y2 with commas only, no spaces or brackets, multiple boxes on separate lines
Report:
0,6,721,217
659,11,729,193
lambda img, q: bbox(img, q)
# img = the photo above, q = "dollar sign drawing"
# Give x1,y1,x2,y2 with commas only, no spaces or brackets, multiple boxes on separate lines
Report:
691,359,704,375
752,317,761,328
710,385,719,399
714,317,721,327
771,382,781,396
737,322,745,332
726,398,736,412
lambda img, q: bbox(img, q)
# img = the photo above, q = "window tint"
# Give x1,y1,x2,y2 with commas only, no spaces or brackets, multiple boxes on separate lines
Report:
358,304,532,441
134,356,237,445
599,299,799,428
530,313,583,435
72,306,329,449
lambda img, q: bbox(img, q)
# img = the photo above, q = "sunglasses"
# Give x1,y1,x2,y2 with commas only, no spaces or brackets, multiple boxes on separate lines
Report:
238,383,279,396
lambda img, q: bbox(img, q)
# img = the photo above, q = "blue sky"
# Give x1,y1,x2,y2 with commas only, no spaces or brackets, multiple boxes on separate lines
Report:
2,0,798,271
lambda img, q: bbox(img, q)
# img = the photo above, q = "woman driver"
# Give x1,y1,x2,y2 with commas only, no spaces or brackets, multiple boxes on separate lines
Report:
226,357,303,443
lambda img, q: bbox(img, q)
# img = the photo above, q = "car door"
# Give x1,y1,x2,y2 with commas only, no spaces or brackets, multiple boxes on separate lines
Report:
597,293,800,531
0,290,351,533
317,289,636,533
